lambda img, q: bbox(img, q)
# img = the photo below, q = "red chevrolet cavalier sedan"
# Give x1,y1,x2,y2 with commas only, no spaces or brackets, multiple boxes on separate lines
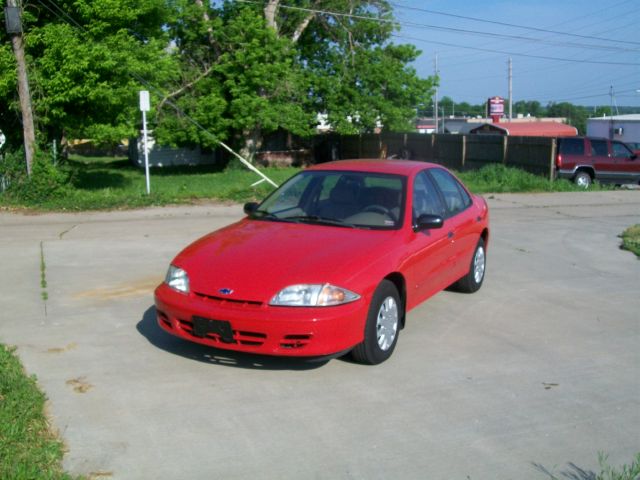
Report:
154,160,489,364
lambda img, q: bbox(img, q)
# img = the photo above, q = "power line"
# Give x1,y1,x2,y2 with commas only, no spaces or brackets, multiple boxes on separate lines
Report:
391,33,640,66
390,0,640,47
235,0,640,53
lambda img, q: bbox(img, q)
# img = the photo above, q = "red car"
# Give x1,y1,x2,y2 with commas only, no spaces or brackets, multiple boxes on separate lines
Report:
154,160,489,364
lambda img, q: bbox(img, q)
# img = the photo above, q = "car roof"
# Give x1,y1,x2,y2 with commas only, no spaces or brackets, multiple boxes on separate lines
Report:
307,159,440,175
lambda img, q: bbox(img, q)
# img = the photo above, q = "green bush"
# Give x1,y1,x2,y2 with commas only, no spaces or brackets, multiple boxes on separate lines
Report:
620,225,640,258
0,149,71,203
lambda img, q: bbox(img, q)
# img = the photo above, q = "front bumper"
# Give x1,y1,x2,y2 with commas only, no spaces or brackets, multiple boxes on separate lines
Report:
154,283,368,357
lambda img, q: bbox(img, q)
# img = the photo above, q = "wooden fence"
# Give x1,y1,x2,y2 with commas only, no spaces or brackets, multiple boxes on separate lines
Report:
332,133,558,179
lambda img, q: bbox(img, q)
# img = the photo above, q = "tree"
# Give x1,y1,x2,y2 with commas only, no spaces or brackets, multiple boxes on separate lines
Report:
1,0,435,163
156,3,314,159
286,0,433,135
156,0,435,159
0,0,174,150
546,102,589,134
514,100,543,118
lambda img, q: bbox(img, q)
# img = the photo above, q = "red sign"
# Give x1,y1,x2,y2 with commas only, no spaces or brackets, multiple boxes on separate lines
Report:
488,96,505,116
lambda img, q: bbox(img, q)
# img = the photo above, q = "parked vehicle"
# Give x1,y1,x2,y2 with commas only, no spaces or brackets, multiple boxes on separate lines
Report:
555,137,640,188
625,141,640,155
155,160,490,365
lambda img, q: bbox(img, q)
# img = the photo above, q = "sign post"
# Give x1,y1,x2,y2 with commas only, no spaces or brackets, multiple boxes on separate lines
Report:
139,90,151,194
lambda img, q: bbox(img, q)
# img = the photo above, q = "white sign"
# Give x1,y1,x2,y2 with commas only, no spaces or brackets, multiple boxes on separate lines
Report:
139,90,150,112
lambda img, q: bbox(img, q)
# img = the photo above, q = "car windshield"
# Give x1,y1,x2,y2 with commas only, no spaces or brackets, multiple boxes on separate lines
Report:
252,170,406,229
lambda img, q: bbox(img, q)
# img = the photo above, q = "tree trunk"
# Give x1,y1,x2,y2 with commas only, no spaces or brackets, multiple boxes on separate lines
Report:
264,0,280,31
8,1,36,176
239,127,263,163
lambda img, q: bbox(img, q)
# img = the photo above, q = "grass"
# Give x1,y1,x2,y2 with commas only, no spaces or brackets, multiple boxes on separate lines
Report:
595,453,640,480
620,224,640,258
40,241,48,302
0,344,76,479
0,156,612,211
455,163,609,194
46,155,297,211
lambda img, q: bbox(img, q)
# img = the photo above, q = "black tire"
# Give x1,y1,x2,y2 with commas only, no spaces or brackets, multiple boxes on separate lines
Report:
454,237,486,294
574,171,592,188
351,280,402,365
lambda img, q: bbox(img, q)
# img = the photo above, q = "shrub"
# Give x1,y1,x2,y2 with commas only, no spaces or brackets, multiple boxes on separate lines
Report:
0,149,71,203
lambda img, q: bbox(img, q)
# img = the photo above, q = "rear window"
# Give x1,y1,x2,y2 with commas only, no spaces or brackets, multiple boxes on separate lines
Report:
559,138,584,155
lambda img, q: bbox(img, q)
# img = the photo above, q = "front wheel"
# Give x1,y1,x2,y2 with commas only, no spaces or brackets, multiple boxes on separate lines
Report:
351,280,401,365
454,238,486,293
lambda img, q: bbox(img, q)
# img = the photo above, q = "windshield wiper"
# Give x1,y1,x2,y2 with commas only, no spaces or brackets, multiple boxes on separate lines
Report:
284,215,358,228
251,209,282,221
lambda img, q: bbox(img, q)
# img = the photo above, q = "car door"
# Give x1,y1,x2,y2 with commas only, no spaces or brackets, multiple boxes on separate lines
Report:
403,170,453,308
611,141,640,184
590,138,614,181
428,168,478,283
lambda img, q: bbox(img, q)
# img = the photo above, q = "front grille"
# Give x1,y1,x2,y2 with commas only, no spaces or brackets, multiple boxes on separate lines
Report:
178,319,267,347
194,292,263,308
280,334,312,349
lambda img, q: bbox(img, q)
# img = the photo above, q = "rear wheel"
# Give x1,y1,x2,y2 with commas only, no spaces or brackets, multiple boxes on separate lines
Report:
454,238,486,293
574,171,592,188
351,280,401,365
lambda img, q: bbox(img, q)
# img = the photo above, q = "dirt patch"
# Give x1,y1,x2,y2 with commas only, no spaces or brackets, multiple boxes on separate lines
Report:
74,276,162,301
66,377,93,393
47,342,77,354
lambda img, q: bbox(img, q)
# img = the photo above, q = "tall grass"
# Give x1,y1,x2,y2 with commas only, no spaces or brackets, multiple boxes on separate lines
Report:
0,345,76,479
0,156,610,211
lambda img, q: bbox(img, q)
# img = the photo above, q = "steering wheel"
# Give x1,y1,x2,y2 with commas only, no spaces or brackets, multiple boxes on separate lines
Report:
362,205,393,218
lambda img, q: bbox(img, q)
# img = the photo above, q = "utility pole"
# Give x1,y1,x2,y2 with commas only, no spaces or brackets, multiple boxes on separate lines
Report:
508,57,513,121
434,54,439,134
5,0,36,176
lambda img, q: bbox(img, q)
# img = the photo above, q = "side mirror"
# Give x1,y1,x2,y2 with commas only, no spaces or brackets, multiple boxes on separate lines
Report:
243,202,259,215
413,214,444,232
631,153,638,160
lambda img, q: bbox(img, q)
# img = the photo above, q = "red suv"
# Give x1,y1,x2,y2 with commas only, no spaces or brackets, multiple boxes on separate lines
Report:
555,137,640,188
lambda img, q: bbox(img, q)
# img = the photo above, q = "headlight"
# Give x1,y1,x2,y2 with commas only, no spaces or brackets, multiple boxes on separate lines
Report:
165,265,189,293
270,284,360,307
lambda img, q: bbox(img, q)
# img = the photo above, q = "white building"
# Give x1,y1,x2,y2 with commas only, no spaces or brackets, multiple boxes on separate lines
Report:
587,114,640,144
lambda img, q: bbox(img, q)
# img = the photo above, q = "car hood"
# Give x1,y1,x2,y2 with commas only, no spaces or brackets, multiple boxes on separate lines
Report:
173,219,397,302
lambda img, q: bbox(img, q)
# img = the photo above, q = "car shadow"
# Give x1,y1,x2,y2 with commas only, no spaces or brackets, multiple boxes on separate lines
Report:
136,306,329,371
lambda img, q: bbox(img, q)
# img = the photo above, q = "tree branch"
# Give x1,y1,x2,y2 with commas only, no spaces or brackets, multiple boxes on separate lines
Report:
157,64,215,112
292,11,315,43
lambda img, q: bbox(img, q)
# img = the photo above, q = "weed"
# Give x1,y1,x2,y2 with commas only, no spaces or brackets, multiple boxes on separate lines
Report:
620,224,640,258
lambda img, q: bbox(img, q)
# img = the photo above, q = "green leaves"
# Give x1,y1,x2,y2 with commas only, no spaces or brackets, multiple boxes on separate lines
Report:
1,0,434,157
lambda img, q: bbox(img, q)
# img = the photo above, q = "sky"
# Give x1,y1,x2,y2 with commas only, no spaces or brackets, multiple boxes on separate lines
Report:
390,0,640,110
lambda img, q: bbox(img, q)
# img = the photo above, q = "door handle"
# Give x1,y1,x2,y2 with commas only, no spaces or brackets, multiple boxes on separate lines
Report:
447,231,454,239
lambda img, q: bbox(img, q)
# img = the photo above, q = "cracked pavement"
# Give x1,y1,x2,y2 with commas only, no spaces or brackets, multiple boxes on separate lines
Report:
0,192,639,479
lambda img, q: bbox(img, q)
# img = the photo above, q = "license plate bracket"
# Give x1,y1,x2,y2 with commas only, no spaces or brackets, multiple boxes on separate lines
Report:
192,316,234,343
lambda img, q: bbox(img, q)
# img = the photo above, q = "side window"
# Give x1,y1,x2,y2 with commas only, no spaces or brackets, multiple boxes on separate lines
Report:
412,171,445,220
591,140,609,156
612,142,633,159
429,168,472,216
559,138,584,155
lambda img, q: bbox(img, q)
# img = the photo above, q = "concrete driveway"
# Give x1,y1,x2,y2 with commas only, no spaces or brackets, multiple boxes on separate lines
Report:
1,191,639,479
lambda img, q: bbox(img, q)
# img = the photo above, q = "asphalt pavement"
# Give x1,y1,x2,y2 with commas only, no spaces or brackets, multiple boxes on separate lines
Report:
1,191,639,479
